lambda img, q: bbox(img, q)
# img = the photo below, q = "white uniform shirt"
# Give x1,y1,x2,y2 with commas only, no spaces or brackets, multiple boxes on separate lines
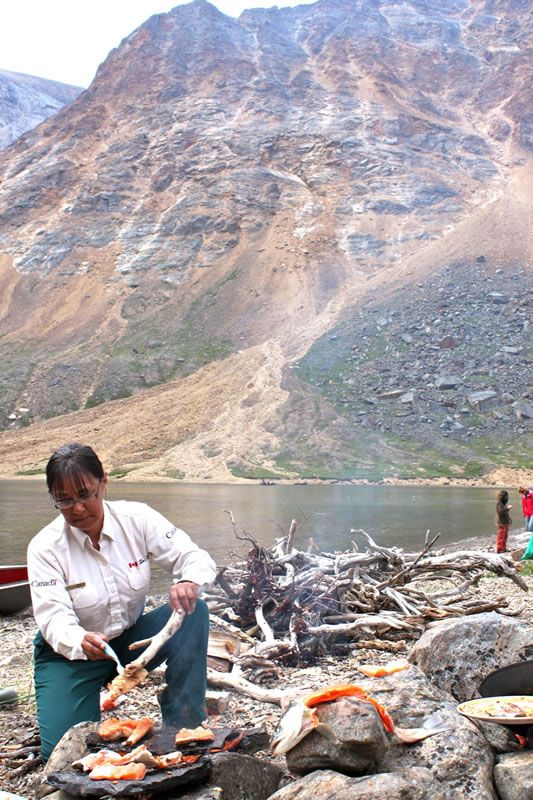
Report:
27,500,216,661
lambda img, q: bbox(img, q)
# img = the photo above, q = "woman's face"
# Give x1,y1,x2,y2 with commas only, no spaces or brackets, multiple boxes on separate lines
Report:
51,471,107,540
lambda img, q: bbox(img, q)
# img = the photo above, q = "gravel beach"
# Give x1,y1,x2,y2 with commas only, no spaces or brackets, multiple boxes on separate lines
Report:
1,528,532,798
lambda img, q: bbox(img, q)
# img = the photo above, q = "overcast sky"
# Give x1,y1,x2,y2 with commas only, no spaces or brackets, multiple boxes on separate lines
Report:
0,0,314,88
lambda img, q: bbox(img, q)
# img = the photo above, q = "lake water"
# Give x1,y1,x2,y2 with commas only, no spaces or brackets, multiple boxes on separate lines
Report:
1,480,500,594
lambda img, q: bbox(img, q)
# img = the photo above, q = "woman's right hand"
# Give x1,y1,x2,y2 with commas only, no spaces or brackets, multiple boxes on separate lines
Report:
82,631,110,660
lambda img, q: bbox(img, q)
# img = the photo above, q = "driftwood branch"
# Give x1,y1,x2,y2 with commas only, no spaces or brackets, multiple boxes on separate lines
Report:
207,668,304,708
8,756,41,777
104,609,185,702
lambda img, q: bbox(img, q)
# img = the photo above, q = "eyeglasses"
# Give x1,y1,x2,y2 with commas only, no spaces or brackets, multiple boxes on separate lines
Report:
52,480,102,510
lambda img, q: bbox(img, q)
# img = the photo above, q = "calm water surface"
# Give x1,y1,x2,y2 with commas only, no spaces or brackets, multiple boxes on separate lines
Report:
0,480,498,594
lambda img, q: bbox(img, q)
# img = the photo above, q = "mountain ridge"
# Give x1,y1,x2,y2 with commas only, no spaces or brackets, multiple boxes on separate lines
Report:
0,0,530,482
0,68,82,149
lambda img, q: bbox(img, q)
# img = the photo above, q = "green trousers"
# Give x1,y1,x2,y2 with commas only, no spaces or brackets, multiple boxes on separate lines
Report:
34,600,209,762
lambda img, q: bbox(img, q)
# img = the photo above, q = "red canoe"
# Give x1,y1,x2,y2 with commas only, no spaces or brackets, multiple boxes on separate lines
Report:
0,565,31,615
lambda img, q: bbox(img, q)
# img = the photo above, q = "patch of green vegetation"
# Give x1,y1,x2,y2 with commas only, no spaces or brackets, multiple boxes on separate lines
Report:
108,468,134,479
229,463,286,480
84,394,102,409
519,561,533,577
15,467,45,476
271,441,397,481
461,460,487,478
163,469,186,480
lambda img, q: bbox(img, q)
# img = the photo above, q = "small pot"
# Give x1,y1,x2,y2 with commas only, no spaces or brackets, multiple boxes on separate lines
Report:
479,660,533,699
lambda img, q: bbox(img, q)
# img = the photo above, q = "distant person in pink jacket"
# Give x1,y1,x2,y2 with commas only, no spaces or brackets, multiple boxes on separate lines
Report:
518,486,533,532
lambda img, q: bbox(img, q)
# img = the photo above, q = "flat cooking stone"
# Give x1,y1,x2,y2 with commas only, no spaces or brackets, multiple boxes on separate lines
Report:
47,760,210,797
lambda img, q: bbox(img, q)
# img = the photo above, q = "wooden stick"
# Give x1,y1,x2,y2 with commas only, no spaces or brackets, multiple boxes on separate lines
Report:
9,756,41,777
255,604,276,645
0,745,40,760
104,609,185,702
286,519,298,555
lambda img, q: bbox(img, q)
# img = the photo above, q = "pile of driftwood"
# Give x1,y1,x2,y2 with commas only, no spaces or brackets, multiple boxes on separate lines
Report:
203,517,528,695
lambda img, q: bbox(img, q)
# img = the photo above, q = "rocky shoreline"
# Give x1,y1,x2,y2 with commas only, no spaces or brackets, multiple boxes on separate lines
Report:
1,529,532,798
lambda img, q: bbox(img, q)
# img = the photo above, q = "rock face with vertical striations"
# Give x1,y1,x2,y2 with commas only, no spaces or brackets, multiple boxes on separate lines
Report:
0,0,530,482
0,69,82,149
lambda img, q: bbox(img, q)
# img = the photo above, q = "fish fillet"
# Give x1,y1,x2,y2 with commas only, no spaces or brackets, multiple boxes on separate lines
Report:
98,716,154,744
89,762,147,781
73,749,123,772
357,660,409,677
175,725,215,746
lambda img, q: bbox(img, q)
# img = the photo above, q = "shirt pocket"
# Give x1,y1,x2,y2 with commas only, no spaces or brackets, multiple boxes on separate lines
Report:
67,582,99,610
127,567,149,593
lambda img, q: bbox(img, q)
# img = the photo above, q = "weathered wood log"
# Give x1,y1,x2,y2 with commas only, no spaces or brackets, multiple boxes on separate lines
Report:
207,668,300,707
0,745,40,760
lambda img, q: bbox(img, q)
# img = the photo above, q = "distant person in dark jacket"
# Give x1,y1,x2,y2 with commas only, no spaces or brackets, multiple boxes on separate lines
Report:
495,490,512,553
518,486,533,532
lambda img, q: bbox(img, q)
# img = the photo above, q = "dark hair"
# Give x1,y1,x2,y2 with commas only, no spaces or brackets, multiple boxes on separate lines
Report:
496,490,509,504
46,443,104,493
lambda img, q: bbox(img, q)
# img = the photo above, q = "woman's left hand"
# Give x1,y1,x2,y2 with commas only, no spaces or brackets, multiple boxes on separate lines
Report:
169,581,199,615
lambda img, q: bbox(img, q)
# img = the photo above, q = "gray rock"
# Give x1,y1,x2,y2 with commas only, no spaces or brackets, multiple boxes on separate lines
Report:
399,391,416,404
468,390,499,411
285,697,389,776
474,720,524,755
435,376,461,389
513,401,533,421
408,612,533,702
37,793,77,800
268,767,446,800
376,389,407,400
208,752,284,800
494,751,533,800
40,721,98,798
489,293,509,304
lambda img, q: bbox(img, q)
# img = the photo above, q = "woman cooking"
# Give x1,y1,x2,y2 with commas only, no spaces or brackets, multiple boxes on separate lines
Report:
27,443,216,762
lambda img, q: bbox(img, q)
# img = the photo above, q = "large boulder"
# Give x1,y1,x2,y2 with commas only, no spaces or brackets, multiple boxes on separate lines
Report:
494,751,533,800
276,667,496,800
285,697,389,776
39,722,98,798
408,612,533,701
267,766,446,800
208,752,284,800
372,667,497,800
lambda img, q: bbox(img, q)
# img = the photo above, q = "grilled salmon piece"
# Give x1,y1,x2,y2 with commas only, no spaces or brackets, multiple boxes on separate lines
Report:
357,660,409,677
175,725,215,746
125,717,154,745
73,749,123,772
98,716,154,744
89,762,147,781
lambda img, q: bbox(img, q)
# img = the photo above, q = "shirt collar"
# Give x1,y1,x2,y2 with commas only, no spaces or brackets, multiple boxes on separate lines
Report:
64,501,115,548
100,502,115,541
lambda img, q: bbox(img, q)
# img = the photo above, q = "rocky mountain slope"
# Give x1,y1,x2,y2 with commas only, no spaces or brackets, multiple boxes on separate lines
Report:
0,69,82,149
0,0,531,482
